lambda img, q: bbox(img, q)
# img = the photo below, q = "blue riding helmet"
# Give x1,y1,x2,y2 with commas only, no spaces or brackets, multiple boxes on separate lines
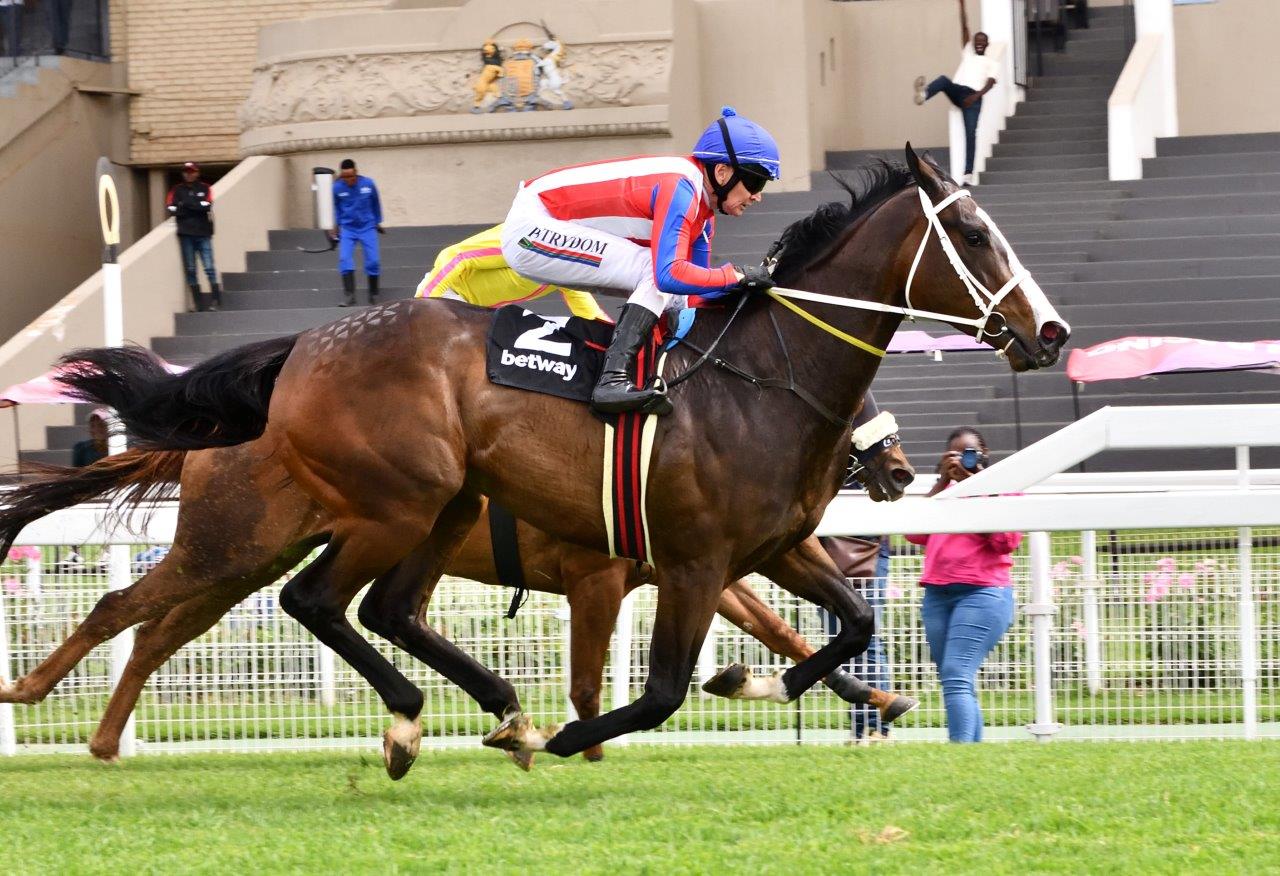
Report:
692,106,781,211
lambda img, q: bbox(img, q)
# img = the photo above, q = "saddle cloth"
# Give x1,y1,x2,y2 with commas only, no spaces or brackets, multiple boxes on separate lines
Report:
485,305,667,564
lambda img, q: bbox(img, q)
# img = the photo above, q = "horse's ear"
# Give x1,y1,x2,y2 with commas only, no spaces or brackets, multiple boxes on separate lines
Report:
904,142,945,196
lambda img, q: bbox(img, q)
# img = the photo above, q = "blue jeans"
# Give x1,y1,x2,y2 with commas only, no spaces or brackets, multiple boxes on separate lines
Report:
179,235,218,286
921,584,1015,742
823,542,892,738
338,225,380,276
926,76,982,175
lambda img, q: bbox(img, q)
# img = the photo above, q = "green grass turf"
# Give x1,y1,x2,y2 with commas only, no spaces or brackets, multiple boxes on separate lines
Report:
1,742,1277,874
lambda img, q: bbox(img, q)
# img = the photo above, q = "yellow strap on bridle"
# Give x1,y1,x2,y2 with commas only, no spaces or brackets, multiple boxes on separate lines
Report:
766,290,886,358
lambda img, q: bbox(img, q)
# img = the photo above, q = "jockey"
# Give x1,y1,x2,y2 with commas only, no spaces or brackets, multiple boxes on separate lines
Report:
500,106,781,416
414,224,610,322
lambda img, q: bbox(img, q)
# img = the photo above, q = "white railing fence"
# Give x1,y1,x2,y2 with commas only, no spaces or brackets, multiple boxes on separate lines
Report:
1,404,1278,754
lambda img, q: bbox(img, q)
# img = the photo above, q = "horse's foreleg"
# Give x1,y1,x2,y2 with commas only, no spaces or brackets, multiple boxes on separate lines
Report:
706,575,917,722
563,565,627,762
497,565,721,759
745,539,874,704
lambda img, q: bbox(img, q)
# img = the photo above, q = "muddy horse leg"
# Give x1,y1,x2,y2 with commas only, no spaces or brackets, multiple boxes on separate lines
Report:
562,560,627,762
704,575,917,723
488,563,722,758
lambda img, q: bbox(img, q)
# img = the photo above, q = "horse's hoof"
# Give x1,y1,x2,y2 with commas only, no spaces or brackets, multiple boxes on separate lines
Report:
482,711,531,752
702,663,749,698
89,739,120,763
881,694,920,724
505,749,535,772
382,714,422,781
583,746,605,763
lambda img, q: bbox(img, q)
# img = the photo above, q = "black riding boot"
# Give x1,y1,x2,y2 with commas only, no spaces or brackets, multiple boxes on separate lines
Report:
590,304,673,416
209,282,222,312
367,274,379,305
188,283,207,313
340,271,356,307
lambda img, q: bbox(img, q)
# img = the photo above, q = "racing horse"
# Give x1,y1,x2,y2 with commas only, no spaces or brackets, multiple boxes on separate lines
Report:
0,402,915,766
1,148,1068,778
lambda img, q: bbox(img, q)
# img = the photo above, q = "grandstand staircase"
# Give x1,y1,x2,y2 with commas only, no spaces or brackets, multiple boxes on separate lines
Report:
24,6,1280,471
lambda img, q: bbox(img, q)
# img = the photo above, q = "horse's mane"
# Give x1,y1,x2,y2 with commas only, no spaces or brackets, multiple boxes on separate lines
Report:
770,161,916,284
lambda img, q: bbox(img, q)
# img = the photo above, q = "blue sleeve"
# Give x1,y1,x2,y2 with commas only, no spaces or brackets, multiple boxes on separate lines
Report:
651,177,737,297
691,224,711,269
370,179,383,225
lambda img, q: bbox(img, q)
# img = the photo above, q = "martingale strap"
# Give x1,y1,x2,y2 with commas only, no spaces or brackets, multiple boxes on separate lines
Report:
487,501,529,619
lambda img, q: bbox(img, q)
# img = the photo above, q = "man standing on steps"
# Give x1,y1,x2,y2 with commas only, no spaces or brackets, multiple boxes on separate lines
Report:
331,158,384,307
166,161,221,313
914,0,998,186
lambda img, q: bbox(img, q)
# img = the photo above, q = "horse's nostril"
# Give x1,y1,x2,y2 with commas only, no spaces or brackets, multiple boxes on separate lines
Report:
1040,321,1069,350
892,468,915,485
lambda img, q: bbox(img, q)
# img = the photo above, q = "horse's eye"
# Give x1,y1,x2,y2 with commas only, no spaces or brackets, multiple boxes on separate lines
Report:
964,230,988,247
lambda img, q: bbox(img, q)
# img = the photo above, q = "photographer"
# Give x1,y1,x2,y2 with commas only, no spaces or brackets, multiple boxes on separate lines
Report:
906,427,1022,742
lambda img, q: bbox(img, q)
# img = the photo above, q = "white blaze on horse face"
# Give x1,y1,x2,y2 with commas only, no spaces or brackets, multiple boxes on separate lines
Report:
973,205,1071,338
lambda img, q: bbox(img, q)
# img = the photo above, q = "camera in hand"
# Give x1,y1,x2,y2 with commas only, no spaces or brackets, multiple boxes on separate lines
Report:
960,446,988,473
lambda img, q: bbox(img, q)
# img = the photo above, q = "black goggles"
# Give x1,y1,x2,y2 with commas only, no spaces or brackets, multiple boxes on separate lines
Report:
738,165,771,194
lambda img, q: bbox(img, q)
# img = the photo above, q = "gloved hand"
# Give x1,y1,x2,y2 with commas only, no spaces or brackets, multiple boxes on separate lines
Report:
734,263,776,292
376,224,387,235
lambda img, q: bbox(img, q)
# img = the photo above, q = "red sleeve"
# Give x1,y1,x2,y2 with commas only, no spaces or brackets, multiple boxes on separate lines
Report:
904,533,928,546
165,186,177,207
205,184,213,204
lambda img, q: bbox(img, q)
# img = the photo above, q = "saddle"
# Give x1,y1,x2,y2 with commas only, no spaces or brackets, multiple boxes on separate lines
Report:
486,305,670,564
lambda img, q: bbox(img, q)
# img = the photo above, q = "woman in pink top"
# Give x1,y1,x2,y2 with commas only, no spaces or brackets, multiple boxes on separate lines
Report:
906,427,1022,742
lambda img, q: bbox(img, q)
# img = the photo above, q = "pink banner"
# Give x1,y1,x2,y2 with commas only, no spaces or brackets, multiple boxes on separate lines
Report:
1066,336,1280,384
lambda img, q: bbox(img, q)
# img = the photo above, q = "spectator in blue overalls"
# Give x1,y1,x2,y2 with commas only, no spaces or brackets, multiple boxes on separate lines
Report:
331,158,384,307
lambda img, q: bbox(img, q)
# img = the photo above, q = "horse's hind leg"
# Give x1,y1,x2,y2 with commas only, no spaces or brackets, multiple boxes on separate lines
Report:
357,491,534,775
563,560,627,762
89,584,256,761
278,527,429,780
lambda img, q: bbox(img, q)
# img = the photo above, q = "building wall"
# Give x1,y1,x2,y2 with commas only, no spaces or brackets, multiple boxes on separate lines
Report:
1174,0,1280,137
112,0,383,167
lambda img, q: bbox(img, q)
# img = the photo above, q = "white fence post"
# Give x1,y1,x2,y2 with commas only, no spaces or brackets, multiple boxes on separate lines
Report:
1237,446,1259,740
108,543,136,757
696,618,720,689
317,641,336,708
1081,530,1103,695
1025,531,1061,742
555,606,576,722
611,594,633,714
0,588,15,755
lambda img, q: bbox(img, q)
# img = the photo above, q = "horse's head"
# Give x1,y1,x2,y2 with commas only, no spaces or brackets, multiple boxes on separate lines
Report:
847,411,915,502
901,143,1070,371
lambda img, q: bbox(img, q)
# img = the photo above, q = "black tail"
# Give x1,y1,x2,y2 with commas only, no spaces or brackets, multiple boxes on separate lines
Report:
55,335,298,450
0,450,186,556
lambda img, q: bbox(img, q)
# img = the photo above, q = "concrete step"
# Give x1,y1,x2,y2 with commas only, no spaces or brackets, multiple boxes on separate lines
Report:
1156,132,1280,157
984,153,1108,172
1143,151,1280,179
1107,192,1280,220
175,307,364,336
1018,233,1280,260
1037,58,1125,77
266,224,491,250
978,166,1110,184
998,125,1107,144
223,266,431,291
1055,298,1280,327
1049,276,1280,306
1033,255,1280,282
1008,214,1280,243
991,139,1109,159
1013,98,1108,116
1006,111,1107,130
247,245,444,272
1021,85,1112,101
1026,74,1120,90
221,286,419,311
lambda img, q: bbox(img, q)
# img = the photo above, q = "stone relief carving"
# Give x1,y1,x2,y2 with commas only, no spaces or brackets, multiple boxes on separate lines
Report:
240,42,670,131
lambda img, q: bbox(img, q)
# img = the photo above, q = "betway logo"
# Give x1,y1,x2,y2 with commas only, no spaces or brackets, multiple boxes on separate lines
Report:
500,349,578,382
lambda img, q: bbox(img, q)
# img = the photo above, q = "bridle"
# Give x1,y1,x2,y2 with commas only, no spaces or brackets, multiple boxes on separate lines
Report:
767,184,1036,353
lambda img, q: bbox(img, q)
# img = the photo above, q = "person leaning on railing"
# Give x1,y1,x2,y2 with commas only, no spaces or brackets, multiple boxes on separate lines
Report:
906,426,1022,743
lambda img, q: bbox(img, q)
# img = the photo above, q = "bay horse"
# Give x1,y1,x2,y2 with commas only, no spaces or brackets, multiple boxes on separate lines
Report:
0,402,915,766
1,147,1069,778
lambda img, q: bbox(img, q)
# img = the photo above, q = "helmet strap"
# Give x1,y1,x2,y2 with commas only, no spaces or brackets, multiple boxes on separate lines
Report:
708,117,745,215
